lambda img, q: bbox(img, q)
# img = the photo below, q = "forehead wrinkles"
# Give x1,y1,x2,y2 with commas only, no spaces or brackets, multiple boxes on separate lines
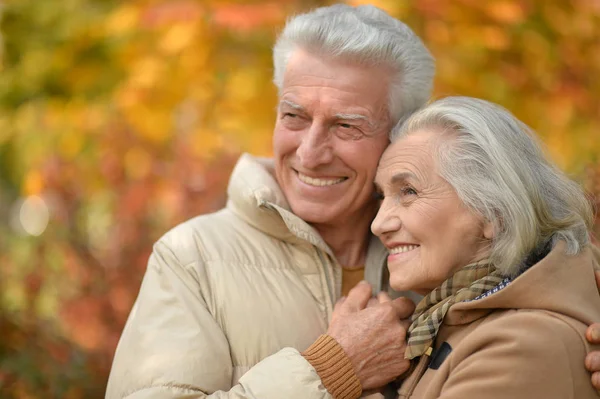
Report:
283,84,386,116
377,143,434,185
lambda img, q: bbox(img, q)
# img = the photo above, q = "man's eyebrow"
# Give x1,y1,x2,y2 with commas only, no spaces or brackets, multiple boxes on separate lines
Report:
280,100,305,111
335,113,376,129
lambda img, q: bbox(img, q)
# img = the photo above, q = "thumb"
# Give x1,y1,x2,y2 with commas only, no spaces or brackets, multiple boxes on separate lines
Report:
334,296,347,312
390,297,416,320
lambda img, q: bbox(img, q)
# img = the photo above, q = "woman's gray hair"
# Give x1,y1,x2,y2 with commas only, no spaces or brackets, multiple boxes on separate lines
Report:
393,96,594,276
273,4,435,129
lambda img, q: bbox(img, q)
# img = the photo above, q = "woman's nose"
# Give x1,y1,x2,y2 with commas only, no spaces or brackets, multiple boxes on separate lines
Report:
371,201,402,237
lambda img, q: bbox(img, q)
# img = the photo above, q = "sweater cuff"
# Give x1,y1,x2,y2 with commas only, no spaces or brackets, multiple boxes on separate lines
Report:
302,334,362,399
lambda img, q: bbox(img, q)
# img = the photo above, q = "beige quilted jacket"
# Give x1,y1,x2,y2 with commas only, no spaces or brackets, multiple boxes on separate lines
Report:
106,154,413,399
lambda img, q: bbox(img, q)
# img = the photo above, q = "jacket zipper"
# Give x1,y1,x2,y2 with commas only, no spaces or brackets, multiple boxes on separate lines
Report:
316,249,335,317
260,200,338,318
397,355,431,398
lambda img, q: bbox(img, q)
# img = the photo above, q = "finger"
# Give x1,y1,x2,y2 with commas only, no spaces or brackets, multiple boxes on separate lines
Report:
586,352,600,372
595,271,600,293
367,297,379,308
342,281,372,312
586,323,600,344
377,291,392,303
333,296,347,312
593,372,600,391
400,318,411,331
390,297,416,319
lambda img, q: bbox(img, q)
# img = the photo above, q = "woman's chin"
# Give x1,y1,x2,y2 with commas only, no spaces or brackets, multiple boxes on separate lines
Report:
389,276,432,295
389,276,415,292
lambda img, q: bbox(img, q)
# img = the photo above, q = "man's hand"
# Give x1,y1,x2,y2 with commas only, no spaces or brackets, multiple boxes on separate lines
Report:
585,270,600,389
327,281,415,390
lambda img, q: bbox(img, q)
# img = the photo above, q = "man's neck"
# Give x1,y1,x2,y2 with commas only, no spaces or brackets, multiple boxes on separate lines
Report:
313,204,377,268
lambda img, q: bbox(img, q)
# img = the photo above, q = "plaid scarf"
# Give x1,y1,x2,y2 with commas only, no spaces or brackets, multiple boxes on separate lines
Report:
405,259,505,360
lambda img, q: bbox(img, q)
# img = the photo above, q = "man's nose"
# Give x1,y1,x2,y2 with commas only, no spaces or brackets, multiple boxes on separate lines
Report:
296,123,333,169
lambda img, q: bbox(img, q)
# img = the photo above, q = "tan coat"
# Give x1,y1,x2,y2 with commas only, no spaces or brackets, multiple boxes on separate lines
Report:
397,240,600,399
106,154,408,399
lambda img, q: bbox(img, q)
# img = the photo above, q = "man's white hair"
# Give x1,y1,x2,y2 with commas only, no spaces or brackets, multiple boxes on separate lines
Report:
272,4,435,131
392,96,594,276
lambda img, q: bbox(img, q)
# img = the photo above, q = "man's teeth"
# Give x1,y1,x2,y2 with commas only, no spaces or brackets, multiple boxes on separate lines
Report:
298,173,345,187
389,245,419,255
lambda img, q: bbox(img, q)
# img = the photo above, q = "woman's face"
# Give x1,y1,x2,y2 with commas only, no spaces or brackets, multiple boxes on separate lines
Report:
371,129,493,294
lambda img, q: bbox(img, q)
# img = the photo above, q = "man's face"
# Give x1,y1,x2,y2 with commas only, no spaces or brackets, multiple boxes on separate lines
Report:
273,49,392,226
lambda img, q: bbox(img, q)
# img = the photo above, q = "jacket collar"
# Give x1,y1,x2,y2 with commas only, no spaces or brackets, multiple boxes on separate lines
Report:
444,240,600,326
225,154,388,290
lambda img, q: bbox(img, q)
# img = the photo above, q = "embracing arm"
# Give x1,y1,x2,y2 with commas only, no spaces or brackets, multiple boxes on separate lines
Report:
585,244,600,390
436,312,597,399
105,241,333,399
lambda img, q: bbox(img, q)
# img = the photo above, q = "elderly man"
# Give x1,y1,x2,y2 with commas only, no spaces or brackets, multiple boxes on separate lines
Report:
106,4,600,399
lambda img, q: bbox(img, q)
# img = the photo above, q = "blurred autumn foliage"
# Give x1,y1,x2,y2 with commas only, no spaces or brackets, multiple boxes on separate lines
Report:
0,0,598,397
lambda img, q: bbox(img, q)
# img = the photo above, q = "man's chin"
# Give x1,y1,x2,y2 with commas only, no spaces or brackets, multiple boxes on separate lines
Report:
288,202,339,225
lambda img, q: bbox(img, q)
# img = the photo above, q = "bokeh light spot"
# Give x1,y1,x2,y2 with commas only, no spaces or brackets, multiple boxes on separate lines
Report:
18,195,50,236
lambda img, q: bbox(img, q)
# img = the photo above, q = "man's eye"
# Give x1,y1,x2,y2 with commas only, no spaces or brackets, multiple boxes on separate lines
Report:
283,112,297,118
373,191,384,201
336,125,364,140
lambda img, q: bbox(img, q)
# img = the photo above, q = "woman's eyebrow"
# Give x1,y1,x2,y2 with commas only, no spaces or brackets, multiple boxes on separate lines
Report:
373,171,418,192
391,171,418,185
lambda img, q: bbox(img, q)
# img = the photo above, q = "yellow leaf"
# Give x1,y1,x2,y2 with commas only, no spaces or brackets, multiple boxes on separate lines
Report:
23,170,44,196
0,115,12,144
124,147,152,180
106,5,139,36
179,43,211,74
224,68,262,102
59,132,84,159
548,97,574,128
192,128,223,158
486,1,526,24
345,0,399,15
425,21,451,45
482,26,510,50
127,107,172,143
159,22,198,55
130,57,166,89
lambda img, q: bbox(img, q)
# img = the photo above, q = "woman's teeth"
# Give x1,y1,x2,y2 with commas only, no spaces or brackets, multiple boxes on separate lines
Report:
389,245,419,254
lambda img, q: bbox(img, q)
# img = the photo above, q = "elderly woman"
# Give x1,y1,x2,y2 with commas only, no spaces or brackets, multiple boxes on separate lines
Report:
371,96,600,398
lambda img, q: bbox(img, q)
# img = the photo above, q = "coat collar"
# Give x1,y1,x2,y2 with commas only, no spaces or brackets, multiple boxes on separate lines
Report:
226,153,332,254
225,153,389,291
444,240,600,326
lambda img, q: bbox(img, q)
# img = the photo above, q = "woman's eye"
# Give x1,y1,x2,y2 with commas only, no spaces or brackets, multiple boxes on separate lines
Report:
401,187,417,196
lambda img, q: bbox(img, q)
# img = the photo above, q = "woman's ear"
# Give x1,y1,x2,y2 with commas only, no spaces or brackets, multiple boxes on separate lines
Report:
483,220,495,240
